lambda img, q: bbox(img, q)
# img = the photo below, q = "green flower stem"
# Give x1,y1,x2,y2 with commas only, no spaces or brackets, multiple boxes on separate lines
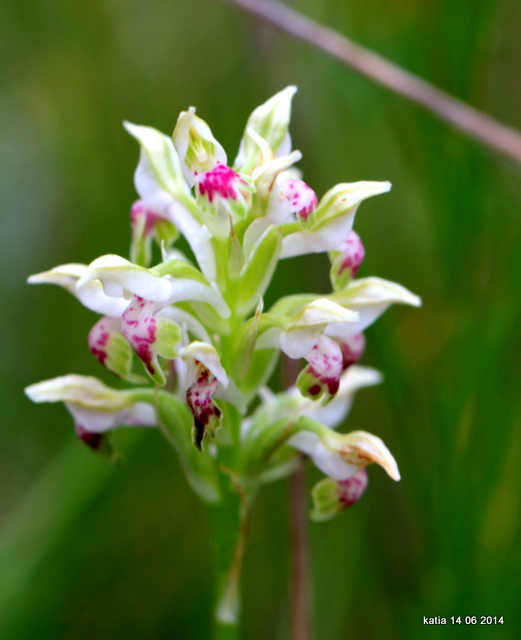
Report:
209,468,249,640
210,405,250,640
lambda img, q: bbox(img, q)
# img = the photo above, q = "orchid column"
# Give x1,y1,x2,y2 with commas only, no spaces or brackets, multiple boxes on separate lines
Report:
25,86,420,639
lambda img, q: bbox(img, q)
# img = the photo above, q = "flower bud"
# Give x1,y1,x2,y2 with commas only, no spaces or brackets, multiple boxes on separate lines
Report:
280,179,318,227
88,316,146,384
235,86,297,171
195,163,254,233
338,332,366,370
130,199,163,238
329,230,365,290
311,469,368,521
296,335,343,402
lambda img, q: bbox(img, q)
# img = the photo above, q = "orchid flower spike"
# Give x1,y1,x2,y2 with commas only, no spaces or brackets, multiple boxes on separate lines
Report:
26,85,420,541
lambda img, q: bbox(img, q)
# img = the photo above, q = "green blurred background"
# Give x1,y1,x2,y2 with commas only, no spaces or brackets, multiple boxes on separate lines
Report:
1,0,520,638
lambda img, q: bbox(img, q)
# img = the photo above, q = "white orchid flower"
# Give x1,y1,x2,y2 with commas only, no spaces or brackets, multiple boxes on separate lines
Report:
26,84,420,559
242,364,382,440
288,427,400,483
77,254,230,384
178,341,229,450
173,106,227,186
311,469,369,521
125,121,219,285
256,298,358,359
253,298,359,402
25,375,156,453
281,181,391,258
329,229,365,291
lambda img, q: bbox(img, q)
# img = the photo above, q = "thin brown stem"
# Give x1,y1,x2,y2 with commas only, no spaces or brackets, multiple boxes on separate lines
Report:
288,463,312,640
222,0,521,165
282,354,312,640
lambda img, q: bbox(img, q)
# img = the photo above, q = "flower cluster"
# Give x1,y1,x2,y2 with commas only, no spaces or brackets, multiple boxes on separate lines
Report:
25,87,420,521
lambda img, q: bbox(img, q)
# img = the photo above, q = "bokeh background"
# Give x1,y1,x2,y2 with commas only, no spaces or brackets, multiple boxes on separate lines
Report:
1,0,520,638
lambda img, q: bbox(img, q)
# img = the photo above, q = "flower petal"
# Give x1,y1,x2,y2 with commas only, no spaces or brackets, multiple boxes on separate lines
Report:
66,402,156,434
28,264,128,317
25,374,133,410
288,431,360,480
180,341,229,388
338,332,366,370
122,296,181,385
25,375,157,457
179,342,228,451
77,255,172,301
327,277,422,338
280,298,359,359
235,86,297,171
280,179,318,221
124,121,190,198
173,107,227,186
333,430,401,481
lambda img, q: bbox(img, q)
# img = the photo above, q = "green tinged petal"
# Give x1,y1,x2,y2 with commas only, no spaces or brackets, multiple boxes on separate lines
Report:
124,121,190,199
236,86,297,172
173,107,227,185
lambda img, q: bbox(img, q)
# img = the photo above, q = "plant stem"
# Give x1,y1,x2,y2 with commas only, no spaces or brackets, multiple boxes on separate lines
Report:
209,484,242,640
289,464,312,640
210,405,250,640
281,355,313,640
213,498,249,640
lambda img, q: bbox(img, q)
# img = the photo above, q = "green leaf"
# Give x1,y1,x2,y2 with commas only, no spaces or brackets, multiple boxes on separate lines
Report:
237,226,281,315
